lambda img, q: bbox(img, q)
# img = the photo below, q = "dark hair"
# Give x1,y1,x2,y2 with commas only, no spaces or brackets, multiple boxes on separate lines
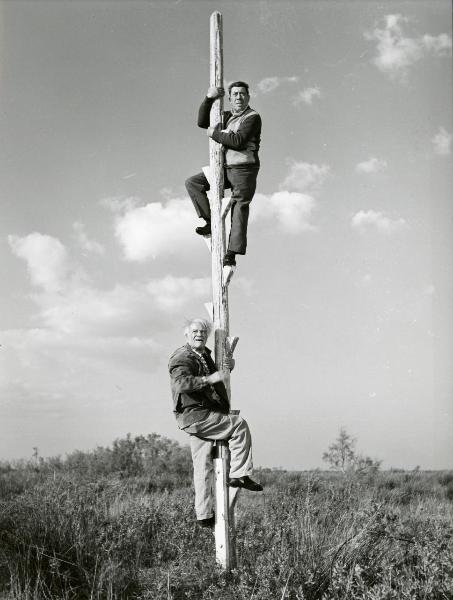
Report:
228,81,250,95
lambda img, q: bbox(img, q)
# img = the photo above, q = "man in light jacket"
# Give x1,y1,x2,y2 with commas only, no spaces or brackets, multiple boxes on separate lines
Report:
169,317,263,527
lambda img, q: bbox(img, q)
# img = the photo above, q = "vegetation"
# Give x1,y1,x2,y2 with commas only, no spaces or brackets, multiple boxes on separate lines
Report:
322,428,381,475
0,433,452,599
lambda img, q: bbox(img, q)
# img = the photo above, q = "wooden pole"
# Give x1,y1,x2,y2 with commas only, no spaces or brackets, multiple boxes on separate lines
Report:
209,11,226,369
208,11,239,571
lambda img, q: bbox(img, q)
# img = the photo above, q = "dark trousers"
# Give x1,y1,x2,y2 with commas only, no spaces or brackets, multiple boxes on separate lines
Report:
185,165,259,255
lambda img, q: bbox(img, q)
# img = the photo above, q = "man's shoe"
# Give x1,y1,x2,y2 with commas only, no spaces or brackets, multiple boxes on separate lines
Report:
197,515,215,528
195,223,211,236
228,476,263,492
223,252,236,267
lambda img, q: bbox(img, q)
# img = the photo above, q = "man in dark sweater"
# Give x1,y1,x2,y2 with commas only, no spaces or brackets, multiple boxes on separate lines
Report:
185,81,262,267
169,318,262,527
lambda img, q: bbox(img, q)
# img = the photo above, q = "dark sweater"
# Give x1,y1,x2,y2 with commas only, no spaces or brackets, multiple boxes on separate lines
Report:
197,97,261,167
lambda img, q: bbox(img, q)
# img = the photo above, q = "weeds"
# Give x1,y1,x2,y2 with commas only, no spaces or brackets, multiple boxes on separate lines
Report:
1,437,452,599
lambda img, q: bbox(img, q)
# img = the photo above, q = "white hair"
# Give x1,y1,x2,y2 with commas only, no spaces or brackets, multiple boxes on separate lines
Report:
184,318,212,338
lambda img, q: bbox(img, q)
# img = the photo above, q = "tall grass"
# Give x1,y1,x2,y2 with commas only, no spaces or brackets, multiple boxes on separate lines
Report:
1,438,452,599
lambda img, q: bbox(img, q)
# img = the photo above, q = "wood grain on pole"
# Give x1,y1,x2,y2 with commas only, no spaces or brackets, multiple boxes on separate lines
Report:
209,11,234,572
209,11,229,396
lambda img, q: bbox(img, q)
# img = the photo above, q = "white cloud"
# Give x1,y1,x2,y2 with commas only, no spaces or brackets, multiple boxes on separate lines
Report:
251,191,317,233
351,210,407,235
100,196,138,213
432,127,451,156
0,328,161,399
257,76,299,94
35,284,145,335
104,196,196,261
0,271,211,392
1,328,159,373
8,233,71,293
101,162,329,256
293,86,321,106
366,14,422,75
422,33,452,54
147,275,211,312
247,160,330,233
365,14,452,80
8,228,211,336
355,157,388,173
0,273,214,404
34,276,211,336
423,284,435,296
280,160,330,193
73,222,105,255
257,77,280,93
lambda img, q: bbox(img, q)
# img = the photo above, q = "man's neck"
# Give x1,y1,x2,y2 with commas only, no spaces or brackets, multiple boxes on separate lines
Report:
231,105,249,115
189,345,205,356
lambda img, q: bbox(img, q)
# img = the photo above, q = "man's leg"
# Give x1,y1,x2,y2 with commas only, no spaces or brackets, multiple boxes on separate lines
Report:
185,412,261,491
189,435,215,520
185,172,212,234
185,172,211,221
225,166,259,257
226,414,253,478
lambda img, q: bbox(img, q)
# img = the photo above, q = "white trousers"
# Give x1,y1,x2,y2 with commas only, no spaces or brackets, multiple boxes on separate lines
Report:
182,412,253,520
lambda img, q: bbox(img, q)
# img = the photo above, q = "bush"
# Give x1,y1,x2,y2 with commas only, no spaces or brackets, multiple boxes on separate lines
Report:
1,437,452,599
0,434,193,501
322,428,381,476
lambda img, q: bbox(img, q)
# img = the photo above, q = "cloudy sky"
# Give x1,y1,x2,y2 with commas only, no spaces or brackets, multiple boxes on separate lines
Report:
1,1,452,469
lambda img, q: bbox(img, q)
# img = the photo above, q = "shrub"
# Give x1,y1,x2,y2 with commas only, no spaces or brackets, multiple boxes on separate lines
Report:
1,437,452,599
322,428,381,476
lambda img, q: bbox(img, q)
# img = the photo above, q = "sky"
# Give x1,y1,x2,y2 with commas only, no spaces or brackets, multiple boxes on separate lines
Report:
0,0,452,470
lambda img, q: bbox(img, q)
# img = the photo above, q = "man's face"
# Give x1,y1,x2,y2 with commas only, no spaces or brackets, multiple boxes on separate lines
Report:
187,322,208,352
229,86,250,112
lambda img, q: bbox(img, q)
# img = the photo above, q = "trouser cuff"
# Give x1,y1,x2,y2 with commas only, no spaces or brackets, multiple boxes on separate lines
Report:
197,512,214,520
229,470,252,478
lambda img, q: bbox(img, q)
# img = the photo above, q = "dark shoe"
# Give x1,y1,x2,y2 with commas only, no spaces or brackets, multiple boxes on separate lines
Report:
197,515,215,528
228,476,263,492
223,252,236,267
195,223,211,236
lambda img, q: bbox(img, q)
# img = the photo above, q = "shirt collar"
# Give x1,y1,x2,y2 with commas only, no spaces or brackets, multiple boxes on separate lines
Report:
186,343,211,357
231,105,250,116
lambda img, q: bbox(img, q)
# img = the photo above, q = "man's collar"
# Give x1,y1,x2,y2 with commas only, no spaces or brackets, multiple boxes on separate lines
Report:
186,343,211,356
231,105,250,116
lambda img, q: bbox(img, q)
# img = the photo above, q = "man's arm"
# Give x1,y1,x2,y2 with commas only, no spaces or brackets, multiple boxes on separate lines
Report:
197,98,214,129
169,356,226,394
197,86,224,129
209,114,261,150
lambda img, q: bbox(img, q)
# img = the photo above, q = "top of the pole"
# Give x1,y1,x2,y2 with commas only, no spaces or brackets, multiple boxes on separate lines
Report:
210,11,223,89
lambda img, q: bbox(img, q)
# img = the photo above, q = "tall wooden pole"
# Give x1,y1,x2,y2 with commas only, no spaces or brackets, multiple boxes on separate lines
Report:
208,11,238,571
209,12,228,384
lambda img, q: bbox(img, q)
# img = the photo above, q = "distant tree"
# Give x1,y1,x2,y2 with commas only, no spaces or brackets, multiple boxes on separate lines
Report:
322,428,381,475
322,428,355,473
31,447,44,471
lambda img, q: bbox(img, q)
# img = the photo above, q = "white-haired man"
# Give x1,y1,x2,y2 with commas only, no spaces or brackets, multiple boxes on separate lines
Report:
169,318,262,527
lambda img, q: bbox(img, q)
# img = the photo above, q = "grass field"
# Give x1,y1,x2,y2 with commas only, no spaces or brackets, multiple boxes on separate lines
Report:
1,434,452,599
